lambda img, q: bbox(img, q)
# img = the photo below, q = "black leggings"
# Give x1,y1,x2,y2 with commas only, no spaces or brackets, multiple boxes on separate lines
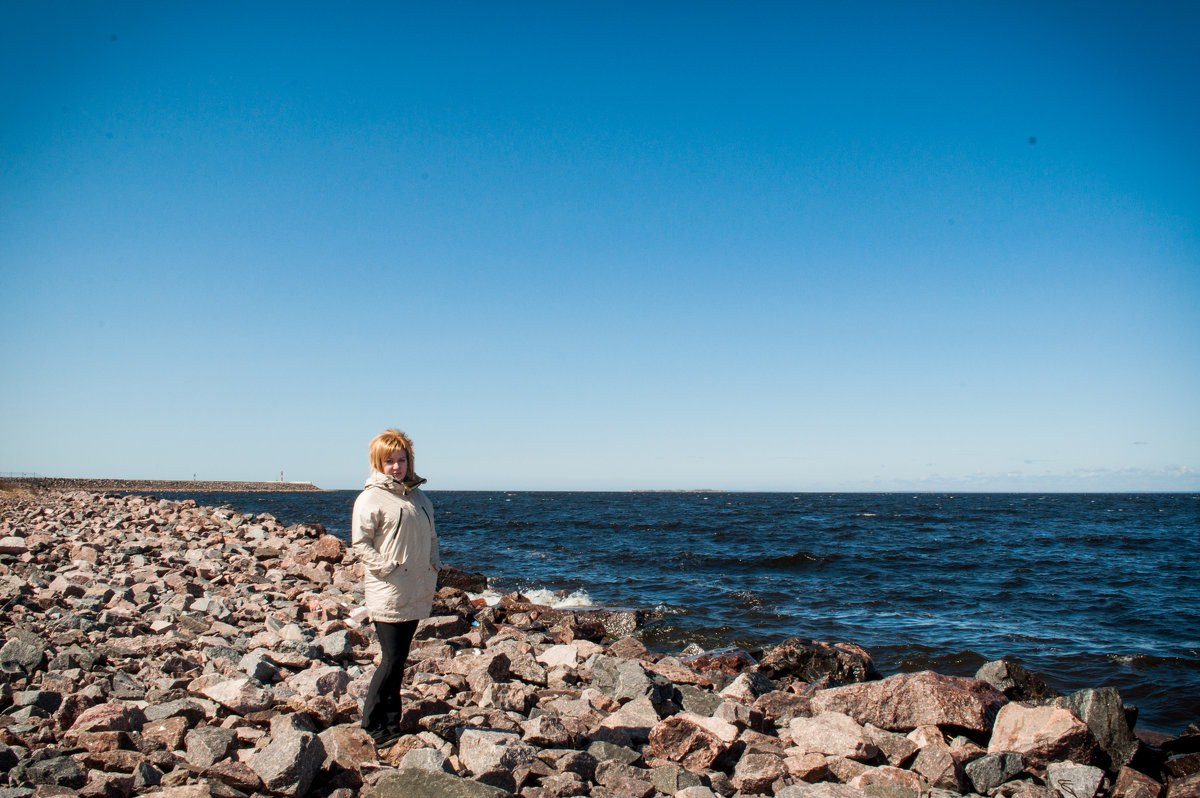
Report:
361,619,418,732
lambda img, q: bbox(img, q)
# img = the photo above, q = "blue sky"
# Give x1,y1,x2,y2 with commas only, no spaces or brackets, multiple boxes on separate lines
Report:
2,1,1197,491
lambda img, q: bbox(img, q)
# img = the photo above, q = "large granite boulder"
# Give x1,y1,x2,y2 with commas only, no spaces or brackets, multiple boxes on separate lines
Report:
988,702,1103,766
811,670,1007,733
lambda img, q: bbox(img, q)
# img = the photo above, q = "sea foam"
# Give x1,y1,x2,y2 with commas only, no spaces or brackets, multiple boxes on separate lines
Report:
473,587,595,608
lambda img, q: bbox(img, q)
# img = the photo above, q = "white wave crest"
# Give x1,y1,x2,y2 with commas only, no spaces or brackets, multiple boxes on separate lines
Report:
472,587,595,608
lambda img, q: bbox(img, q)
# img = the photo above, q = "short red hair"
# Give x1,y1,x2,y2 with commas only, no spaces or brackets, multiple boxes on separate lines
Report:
368,429,419,482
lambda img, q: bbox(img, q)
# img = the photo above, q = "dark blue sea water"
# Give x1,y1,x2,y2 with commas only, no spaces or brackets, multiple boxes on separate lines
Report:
153,490,1200,734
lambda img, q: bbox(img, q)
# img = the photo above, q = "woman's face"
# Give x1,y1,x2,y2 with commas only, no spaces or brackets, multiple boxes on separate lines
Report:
383,448,408,480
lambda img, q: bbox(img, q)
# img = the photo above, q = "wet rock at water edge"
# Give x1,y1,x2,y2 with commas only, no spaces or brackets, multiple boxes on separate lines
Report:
977,658,1061,702
758,638,881,686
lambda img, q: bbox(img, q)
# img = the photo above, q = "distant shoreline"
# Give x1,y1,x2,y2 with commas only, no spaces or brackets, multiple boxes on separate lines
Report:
0,476,323,493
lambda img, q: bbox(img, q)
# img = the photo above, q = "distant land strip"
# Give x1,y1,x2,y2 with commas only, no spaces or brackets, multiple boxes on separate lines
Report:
0,477,322,493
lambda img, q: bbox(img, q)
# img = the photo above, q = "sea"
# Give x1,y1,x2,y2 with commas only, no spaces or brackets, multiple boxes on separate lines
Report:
150,490,1199,734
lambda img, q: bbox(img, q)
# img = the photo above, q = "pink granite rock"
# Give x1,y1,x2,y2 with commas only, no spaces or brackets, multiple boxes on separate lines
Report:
0,535,28,556
318,723,378,772
910,742,969,792
988,703,1102,766
848,764,926,792
788,711,880,761
811,670,1007,733
1113,765,1164,798
1167,772,1200,798
198,677,275,715
68,701,147,734
784,751,834,781
249,727,326,796
731,751,786,794
284,664,351,697
594,695,662,743
647,712,739,771
310,534,346,563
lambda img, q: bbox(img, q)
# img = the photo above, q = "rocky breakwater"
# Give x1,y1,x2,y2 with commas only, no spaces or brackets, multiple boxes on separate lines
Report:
0,490,1197,798
2,478,322,494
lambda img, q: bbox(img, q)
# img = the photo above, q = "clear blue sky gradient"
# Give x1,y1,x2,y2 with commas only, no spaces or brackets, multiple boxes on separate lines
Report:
3,2,1197,491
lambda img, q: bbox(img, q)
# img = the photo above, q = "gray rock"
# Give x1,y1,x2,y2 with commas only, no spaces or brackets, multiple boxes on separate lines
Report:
713,699,761,731
50,644,102,672
721,670,778,701
21,754,87,789
522,713,573,748
239,650,283,682
863,723,919,768
672,788,720,798
587,739,642,766
438,566,488,593
539,772,591,797
131,760,164,790
250,728,326,797
590,655,622,697
416,615,470,640
363,768,510,798
270,712,319,736
315,630,355,660
143,698,208,725
479,682,538,714
1046,761,1105,798
185,726,237,769
542,748,598,781
652,760,707,794
0,632,46,674
398,747,453,773
966,751,1028,793
11,690,62,713
276,639,321,661
458,728,539,791
977,658,1060,701
110,670,145,700
0,742,21,773
612,660,656,702
1056,687,1139,771
594,759,655,795
0,788,35,798
911,743,968,793
506,651,549,687
680,683,726,717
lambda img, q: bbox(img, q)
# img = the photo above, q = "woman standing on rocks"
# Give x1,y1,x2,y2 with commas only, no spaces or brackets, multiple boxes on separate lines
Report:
351,428,441,747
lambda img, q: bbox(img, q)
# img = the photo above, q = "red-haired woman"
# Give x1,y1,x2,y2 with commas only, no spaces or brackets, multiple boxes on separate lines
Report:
351,428,440,747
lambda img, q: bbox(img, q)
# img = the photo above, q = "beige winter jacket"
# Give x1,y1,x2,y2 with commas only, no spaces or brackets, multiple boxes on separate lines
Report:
351,471,441,623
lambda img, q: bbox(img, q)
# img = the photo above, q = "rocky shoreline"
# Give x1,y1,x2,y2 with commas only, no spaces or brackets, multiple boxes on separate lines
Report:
1,479,322,494
1,489,1197,798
